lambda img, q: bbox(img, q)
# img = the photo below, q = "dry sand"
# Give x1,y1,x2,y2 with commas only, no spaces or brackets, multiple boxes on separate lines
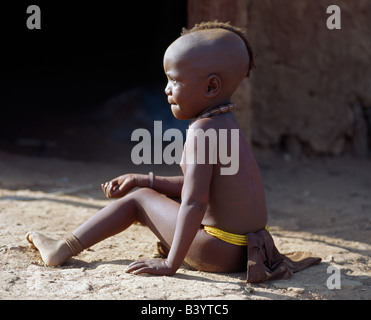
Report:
0,150,370,300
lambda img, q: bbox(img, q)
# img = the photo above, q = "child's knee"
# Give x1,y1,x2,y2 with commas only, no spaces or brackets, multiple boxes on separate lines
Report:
125,188,157,205
130,187,154,198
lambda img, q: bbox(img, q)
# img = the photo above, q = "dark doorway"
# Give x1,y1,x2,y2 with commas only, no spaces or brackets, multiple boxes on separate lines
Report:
0,2,187,162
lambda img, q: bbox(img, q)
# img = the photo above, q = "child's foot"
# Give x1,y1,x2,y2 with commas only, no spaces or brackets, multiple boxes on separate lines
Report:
26,232,72,266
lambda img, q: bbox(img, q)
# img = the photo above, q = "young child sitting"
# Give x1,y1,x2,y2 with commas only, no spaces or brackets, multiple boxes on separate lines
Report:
26,21,320,283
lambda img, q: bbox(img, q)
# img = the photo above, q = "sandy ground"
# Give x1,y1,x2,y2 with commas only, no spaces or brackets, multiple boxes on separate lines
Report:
0,150,370,300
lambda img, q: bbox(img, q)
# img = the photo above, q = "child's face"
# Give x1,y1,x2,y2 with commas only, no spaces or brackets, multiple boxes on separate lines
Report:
163,29,249,120
163,48,208,120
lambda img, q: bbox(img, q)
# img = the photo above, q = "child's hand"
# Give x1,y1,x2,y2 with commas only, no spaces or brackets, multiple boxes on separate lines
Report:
125,258,176,276
101,174,138,199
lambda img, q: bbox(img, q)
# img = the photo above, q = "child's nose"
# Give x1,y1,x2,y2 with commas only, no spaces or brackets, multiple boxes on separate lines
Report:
165,83,172,96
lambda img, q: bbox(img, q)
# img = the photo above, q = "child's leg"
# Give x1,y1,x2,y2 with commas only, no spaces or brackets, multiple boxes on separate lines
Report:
27,188,180,266
73,188,180,249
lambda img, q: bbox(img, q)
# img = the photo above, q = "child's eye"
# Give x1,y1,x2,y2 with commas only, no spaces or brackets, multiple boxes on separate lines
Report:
167,76,178,84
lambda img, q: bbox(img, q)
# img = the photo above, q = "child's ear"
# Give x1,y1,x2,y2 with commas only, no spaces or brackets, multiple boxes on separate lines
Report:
205,74,222,97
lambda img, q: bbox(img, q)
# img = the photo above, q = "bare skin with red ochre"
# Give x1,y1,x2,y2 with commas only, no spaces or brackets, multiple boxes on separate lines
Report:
26,26,268,275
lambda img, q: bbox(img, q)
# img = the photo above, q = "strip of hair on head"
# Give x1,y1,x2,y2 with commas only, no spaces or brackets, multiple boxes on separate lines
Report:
181,21,255,77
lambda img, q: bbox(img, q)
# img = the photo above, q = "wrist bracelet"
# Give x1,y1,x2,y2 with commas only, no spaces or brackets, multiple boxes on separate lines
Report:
149,172,154,189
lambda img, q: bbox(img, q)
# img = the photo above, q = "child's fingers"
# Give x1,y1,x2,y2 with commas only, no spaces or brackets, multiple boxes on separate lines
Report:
101,183,108,196
129,266,151,275
101,176,133,198
125,259,173,276
125,260,141,270
125,260,148,274
101,182,115,198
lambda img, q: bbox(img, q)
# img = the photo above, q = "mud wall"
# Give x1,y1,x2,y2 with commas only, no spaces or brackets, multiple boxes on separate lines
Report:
188,0,371,156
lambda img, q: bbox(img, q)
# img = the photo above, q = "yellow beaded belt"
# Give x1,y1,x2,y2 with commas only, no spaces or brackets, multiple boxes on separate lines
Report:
203,225,270,246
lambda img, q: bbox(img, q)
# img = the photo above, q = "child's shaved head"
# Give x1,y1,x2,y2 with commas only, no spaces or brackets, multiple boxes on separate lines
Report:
165,21,253,102
181,21,255,77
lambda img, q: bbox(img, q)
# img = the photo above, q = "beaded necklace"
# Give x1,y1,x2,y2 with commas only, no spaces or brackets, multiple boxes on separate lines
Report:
189,103,236,126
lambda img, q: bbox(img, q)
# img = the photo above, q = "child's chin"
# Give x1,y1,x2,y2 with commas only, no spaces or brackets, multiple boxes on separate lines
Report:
171,105,188,120
172,114,187,120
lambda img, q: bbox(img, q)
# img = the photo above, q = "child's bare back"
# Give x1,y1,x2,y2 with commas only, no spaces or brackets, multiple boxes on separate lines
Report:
191,113,268,235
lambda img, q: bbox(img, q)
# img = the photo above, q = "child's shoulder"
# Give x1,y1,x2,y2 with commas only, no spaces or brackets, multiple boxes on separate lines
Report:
188,117,215,131
188,114,235,132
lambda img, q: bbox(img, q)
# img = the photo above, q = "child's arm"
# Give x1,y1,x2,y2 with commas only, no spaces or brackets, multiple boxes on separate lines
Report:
125,123,214,275
150,175,184,197
125,162,212,276
102,174,183,198
165,161,212,272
